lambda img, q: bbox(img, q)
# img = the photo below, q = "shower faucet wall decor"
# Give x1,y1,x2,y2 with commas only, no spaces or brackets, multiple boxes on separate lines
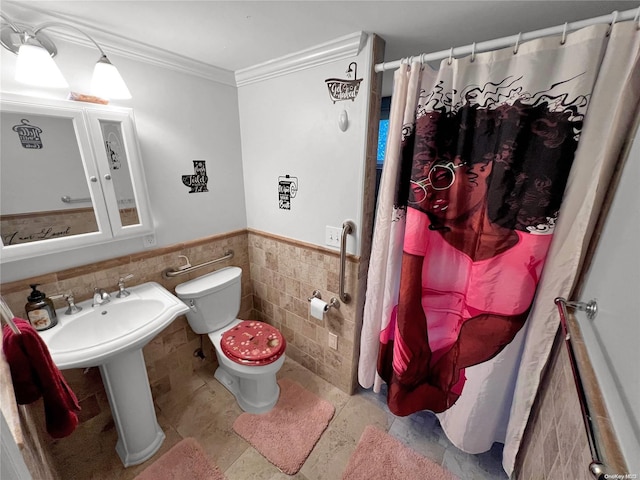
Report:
278,175,298,210
104,128,124,170
325,62,362,103
12,119,44,149
182,160,209,193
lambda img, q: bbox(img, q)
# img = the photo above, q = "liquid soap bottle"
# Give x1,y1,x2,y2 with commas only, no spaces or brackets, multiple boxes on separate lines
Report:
25,284,58,331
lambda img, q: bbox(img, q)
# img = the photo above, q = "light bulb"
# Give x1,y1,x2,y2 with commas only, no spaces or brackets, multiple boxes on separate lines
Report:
91,55,131,100
15,42,68,88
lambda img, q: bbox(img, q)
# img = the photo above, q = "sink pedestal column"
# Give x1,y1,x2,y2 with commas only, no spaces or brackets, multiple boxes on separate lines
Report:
99,348,164,467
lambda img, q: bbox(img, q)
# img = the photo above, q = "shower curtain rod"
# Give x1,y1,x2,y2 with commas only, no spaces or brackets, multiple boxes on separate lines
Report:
375,7,639,72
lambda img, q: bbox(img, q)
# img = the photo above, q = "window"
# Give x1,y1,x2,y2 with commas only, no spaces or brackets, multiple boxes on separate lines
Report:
377,97,391,165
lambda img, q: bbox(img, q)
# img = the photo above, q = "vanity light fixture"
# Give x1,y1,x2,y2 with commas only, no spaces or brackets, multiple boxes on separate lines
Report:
0,13,131,99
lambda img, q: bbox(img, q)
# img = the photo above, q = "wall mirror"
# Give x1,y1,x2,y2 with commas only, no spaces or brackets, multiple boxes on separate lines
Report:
0,94,153,262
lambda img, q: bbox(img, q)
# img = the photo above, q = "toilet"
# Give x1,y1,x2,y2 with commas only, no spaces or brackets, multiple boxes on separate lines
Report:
175,266,286,413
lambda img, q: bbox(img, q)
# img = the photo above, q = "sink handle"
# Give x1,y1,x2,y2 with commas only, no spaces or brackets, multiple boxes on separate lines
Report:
116,274,134,298
64,291,83,315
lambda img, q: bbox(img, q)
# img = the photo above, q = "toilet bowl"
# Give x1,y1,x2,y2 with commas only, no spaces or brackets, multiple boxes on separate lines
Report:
175,266,286,413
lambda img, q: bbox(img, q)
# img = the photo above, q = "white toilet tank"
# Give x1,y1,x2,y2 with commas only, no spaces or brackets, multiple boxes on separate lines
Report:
175,266,242,334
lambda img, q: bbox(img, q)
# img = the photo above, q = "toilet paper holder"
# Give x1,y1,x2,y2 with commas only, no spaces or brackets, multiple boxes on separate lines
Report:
308,290,340,311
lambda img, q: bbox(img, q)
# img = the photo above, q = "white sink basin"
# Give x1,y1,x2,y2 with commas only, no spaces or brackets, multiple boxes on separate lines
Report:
36,281,190,467
39,282,189,370
40,282,189,369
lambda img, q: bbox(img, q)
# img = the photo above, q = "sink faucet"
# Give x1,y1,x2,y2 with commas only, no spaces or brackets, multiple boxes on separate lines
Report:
92,288,111,307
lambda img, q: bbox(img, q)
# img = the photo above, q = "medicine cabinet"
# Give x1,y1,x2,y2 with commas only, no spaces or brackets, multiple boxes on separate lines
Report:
0,94,153,262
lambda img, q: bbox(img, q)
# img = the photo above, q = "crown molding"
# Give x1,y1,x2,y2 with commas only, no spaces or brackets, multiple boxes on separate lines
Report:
1,3,236,87
235,31,368,87
52,29,236,87
2,4,366,89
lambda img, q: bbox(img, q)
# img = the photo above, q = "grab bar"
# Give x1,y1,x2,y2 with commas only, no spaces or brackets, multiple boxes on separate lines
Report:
554,297,604,479
339,221,354,303
61,195,92,204
163,249,234,278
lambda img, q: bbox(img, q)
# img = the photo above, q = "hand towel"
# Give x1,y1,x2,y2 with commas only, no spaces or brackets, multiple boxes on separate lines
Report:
2,317,81,438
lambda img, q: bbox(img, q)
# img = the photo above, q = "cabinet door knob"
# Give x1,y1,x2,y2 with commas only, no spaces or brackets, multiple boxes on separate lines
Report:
104,174,112,180
90,176,98,182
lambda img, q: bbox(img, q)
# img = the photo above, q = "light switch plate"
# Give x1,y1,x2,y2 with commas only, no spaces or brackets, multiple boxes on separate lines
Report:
325,226,341,247
328,332,338,350
143,234,156,248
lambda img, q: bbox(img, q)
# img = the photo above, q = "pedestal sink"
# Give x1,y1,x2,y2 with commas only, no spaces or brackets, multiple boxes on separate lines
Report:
37,282,189,467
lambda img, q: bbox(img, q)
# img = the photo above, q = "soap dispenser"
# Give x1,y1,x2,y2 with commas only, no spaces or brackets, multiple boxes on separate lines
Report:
25,284,58,331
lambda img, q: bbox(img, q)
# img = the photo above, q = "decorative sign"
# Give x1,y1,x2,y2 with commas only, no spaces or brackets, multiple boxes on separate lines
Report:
3,226,72,245
182,160,209,193
105,132,124,170
325,62,362,103
278,175,298,210
12,119,43,149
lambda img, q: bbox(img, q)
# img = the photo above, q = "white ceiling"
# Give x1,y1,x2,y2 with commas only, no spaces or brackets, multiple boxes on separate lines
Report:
2,1,639,93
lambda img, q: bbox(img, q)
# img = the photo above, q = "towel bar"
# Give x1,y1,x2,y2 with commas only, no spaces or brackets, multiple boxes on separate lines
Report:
554,297,605,479
162,249,234,278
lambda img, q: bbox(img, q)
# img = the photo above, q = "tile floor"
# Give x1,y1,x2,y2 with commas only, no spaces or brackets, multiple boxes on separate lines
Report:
49,358,508,479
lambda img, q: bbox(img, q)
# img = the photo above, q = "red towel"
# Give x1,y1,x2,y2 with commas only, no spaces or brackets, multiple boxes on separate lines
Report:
2,317,81,438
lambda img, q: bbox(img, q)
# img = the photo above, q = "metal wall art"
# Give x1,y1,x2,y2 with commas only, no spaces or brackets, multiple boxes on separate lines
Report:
12,119,43,149
325,62,362,103
182,160,209,193
278,175,298,210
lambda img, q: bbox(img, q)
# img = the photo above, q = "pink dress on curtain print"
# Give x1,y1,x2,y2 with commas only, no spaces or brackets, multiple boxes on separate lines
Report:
380,207,552,397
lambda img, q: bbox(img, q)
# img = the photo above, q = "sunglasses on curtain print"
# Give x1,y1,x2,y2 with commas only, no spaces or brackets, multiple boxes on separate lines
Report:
408,161,467,205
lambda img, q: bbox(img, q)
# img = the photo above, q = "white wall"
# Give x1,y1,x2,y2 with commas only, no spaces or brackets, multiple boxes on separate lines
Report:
238,36,374,256
0,37,246,281
578,123,640,472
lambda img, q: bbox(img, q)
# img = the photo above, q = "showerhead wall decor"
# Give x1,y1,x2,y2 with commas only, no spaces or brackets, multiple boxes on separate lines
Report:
325,62,362,103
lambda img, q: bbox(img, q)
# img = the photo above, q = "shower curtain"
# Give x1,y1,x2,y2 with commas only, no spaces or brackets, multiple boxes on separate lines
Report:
360,21,640,476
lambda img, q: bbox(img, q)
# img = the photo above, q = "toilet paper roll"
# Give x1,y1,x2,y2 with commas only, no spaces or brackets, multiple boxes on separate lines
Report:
310,297,328,320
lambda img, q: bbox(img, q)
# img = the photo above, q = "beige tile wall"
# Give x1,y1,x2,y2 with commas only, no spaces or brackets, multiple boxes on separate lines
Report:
0,227,367,478
515,321,628,479
246,230,360,394
1,230,251,430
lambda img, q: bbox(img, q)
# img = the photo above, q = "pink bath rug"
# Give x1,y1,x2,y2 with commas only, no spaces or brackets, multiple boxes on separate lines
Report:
134,437,226,480
232,378,335,474
342,425,459,480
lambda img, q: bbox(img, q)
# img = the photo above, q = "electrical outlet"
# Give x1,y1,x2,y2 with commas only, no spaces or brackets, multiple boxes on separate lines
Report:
328,332,338,350
325,226,341,247
143,234,156,248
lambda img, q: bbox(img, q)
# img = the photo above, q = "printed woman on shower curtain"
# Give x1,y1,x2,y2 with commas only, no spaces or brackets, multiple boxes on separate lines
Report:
378,77,585,416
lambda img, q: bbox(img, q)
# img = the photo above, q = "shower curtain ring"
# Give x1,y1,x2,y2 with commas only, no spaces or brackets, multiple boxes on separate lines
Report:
513,32,522,55
606,10,619,36
448,47,453,65
561,22,568,45
634,6,640,30
470,42,476,62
